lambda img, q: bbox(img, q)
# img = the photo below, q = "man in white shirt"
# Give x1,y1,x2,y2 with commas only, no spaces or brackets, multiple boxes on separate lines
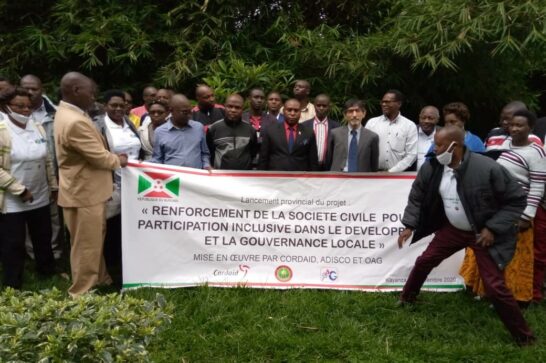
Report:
365,90,417,172
416,105,440,170
20,74,63,261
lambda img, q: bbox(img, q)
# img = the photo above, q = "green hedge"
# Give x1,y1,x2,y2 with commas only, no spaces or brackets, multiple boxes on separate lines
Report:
0,288,172,363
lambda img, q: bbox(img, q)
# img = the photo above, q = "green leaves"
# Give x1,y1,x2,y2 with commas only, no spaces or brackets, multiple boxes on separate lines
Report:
0,288,173,363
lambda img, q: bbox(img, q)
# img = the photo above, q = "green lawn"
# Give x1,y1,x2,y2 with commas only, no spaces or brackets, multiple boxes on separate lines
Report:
20,264,546,362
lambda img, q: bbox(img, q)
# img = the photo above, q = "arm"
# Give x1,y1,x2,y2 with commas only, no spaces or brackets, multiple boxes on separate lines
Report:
200,128,211,169
401,164,430,230
521,153,546,220
205,125,215,168
151,131,164,164
389,123,417,172
484,165,527,234
67,119,120,170
258,128,271,170
370,133,379,172
308,132,320,171
250,127,259,162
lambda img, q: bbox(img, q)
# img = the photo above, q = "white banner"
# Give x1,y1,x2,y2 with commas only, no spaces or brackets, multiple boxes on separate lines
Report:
121,162,464,291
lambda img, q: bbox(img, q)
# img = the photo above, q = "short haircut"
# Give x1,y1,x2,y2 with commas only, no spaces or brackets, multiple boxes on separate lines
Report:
512,109,537,129
420,105,440,119
0,86,31,105
294,79,310,88
443,102,470,124
248,87,264,95
314,94,330,102
344,99,366,113
102,89,126,104
284,98,301,107
148,99,169,110
385,89,404,103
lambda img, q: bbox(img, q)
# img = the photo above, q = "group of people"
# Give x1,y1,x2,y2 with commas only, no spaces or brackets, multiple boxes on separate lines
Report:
0,71,545,345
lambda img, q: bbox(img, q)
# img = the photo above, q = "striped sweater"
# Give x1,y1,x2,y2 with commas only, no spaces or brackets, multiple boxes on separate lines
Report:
497,142,546,220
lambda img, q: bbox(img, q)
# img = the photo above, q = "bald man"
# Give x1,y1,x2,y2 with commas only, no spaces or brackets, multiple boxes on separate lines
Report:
416,105,440,170
54,72,128,296
191,85,225,126
398,126,535,345
207,94,258,170
152,94,210,168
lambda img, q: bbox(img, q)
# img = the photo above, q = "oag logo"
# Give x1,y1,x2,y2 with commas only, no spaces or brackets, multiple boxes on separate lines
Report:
320,267,338,282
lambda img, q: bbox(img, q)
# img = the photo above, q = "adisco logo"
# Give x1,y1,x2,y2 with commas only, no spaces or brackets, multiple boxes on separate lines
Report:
320,268,338,282
275,265,293,282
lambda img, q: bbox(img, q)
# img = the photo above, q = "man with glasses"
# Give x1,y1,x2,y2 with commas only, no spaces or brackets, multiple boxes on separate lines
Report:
365,90,417,172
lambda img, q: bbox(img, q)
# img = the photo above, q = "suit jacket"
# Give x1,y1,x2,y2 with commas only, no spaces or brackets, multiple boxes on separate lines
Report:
301,117,341,170
54,101,120,208
258,122,319,171
328,126,379,172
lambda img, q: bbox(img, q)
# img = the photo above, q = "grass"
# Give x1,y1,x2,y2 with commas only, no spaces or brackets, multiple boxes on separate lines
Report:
16,259,546,362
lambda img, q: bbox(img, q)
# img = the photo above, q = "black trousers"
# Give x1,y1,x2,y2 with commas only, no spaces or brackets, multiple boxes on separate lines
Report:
0,205,55,288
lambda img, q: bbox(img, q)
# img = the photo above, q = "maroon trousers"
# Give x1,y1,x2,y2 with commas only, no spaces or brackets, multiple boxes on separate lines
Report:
401,223,534,343
533,206,546,301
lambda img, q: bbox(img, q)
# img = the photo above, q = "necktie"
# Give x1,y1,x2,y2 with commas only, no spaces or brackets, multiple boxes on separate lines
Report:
288,127,295,153
348,130,358,172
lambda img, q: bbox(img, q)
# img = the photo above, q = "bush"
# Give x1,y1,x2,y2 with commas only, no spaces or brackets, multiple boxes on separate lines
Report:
0,288,173,363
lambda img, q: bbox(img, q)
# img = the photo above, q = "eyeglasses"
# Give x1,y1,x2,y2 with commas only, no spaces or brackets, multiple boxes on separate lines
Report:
8,103,32,110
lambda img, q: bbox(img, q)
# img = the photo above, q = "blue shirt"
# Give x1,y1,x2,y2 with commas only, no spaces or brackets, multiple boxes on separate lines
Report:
152,120,211,169
344,126,362,172
426,130,485,156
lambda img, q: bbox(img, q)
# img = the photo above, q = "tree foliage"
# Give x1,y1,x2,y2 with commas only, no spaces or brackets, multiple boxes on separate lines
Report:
2,0,546,130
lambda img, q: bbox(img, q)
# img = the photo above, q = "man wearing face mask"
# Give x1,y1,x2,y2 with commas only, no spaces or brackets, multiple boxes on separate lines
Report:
329,99,379,172
397,126,535,346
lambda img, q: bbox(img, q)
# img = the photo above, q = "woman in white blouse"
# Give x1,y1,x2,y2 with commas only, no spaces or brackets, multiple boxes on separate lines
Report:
95,90,143,285
0,87,57,288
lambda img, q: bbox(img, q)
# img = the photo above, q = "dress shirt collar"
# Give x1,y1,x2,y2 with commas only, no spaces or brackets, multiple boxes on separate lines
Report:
314,116,328,125
284,121,298,132
418,126,435,138
348,124,362,133
167,119,193,130
383,112,401,124
35,100,46,113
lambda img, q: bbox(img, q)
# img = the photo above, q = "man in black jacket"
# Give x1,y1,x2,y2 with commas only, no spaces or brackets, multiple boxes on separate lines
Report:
398,126,535,346
258,99,319,171
206,94,258,170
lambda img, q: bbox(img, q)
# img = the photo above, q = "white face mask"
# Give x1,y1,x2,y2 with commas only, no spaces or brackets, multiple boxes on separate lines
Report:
7,106,30,125
436,141,456,165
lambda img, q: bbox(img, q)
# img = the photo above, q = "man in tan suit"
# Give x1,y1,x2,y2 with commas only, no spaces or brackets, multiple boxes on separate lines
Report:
54,72,128,296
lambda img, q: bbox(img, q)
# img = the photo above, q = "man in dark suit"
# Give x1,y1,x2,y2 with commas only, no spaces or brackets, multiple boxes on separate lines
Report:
259,99,319,171
329,99,379,172
301,94,340,171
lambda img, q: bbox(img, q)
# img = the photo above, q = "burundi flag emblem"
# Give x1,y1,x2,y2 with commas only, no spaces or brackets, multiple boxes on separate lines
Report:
138,171,180,198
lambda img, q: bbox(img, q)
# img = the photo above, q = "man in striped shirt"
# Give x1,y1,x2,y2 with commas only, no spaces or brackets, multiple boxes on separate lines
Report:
301,94,340,171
